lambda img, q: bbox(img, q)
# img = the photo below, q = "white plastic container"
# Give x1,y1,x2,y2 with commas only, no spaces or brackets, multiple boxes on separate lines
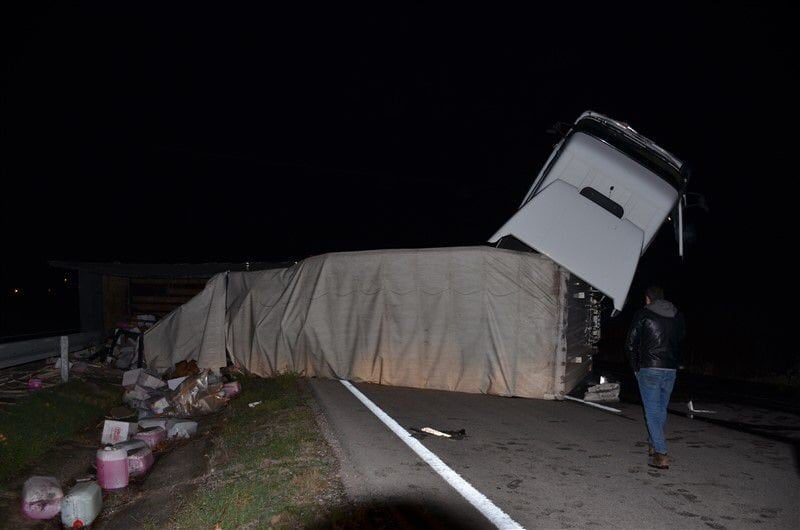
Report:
21,476,63,520
138,418,167,430
112,439,147,453
127,447,154,477
61,481,102,528
167,420,198,439
134,426,167,449
96,447,129,490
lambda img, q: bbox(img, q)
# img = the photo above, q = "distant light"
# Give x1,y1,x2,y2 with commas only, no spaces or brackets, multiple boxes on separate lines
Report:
13,288,19,294
600,375,607,384
64,277,68,283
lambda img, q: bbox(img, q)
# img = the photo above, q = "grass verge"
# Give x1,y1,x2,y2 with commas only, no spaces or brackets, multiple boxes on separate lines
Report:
0,380,119,486
169,374,344,529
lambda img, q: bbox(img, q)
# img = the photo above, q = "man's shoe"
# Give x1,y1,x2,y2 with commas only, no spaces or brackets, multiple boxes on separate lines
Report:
648,453,669,469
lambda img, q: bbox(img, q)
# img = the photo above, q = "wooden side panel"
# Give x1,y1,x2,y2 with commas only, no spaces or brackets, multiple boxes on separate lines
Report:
129,278,208,318
103,276,130,332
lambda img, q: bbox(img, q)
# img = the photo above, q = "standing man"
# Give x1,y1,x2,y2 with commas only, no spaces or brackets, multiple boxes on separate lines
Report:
625,285,686,469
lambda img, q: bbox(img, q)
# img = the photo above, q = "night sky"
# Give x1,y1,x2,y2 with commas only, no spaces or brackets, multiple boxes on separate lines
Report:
2,4,795,372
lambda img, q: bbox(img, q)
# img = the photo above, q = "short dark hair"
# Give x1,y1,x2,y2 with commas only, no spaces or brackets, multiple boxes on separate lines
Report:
646,285,664,302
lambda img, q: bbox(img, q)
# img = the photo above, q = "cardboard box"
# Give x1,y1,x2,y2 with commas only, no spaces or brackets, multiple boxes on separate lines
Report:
101,420,138,445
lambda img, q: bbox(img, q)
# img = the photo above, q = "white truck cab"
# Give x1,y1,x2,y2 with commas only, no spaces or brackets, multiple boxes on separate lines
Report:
490,111,688,312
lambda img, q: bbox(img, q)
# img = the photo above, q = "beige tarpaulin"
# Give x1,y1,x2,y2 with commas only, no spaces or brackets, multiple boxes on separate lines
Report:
145,247,568,398
143,272,228,374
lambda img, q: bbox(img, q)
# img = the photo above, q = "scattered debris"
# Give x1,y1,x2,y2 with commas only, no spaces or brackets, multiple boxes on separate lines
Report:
583,382,620,403
138,371,167,390
54,358,74,371
248,401,262,408
101,420,138,445
138,418,167,430
173,359,200,378
96,446,129,490
61,481,103,528
21,476,63,520
127,446,155,477
409,427,467,440
167,420,198,439
122,368,144,388
171,371,228,415
8,336,247,525
147,395,172,415
134,426,167,449
421,427,451,438
222,381,241,398
112,439,148,453
562,394,622,413
687,400,717,414
167,376,188,390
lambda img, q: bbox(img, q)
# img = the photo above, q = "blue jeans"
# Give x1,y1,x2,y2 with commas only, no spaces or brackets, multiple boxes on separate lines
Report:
636,368,676,455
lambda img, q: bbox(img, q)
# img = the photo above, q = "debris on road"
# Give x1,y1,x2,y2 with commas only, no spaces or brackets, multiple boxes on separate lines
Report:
562,394,622,413
421,427,451,438
7,330,245,524
687,400,717,414
166,419,198,439
223,380,241,397
96,446,129,490
21,476,63,520
61,481,102,529
127,446,155,477
134,426,167,448
248,401,262,408
583,382,620,403
101,420,138,445
409,427,467,440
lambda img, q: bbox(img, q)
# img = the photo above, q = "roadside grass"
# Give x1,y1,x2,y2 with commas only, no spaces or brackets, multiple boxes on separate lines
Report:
0,380,119,486
169,374,344,529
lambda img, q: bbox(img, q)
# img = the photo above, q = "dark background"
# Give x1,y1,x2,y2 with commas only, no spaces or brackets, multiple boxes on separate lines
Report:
2,3,795,377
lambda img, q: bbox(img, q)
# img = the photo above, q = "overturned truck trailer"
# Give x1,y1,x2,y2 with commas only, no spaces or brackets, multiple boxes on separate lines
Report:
145,110,688,399
144,246,601,399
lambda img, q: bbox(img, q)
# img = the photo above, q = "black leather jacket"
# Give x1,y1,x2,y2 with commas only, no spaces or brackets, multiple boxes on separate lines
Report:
624,300,686,371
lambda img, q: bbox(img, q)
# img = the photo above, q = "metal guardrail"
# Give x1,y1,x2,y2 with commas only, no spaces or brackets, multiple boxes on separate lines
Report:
0,330,106,369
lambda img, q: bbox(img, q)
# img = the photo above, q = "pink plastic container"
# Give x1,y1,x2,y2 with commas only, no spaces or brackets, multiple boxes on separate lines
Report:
134,426,167,449
223,381,241,398
96,447,129,490
21,476,63,520
127,447,154,477
27,378,43,391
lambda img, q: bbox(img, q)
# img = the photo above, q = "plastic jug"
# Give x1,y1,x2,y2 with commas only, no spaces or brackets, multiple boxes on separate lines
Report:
127,447,154,477
96,447,128,490
61,481,102,528
134,426,167,449
21,476,63,520
112,439,147,453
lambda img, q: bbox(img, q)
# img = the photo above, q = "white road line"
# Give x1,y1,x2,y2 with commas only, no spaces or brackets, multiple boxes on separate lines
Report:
339,379,525,530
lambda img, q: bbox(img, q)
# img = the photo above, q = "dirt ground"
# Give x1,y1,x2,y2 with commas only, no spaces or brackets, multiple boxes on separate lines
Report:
0,385,224,530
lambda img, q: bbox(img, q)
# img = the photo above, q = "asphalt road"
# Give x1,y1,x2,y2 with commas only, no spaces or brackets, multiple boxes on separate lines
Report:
309,379,800,530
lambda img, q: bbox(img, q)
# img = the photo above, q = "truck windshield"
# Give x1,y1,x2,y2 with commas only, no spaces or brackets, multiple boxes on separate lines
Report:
574,118,683,190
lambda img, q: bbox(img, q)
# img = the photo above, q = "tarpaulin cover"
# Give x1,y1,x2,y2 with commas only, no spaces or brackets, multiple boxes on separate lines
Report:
145,247,567,398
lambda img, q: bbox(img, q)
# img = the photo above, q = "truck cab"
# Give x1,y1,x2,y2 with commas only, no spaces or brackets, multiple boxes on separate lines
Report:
489,111,688,312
